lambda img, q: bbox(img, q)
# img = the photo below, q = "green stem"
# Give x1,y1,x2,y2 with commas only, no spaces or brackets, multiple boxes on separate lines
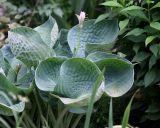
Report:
71,114,83,128
24,113,37,128
0,116,11,128
74,24,81,56
16,111,26,127
54,107,69,128
84,69,104,128
65,113,74,128
109,98,113,128
33,88,48,127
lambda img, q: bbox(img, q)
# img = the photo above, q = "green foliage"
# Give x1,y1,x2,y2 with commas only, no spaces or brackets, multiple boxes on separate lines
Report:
99,0,160,125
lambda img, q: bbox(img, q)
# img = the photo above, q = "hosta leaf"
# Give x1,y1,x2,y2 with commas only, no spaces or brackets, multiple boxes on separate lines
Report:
0,73,20,94
101,1,123,8
34,16,58,48
17,70,34,90
54,29,72,57
0,91,25,116
1,45,22,69
87,52,129,64
67,19,119,57
96,58,134,97
87,52,118,62
0,72,32,94
8,27,52,67
85,42,115,55
1,45,29,82
35,57,66,91
54,58,104,107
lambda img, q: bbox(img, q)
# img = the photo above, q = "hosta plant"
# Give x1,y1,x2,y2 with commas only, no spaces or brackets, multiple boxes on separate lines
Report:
0,14,134,127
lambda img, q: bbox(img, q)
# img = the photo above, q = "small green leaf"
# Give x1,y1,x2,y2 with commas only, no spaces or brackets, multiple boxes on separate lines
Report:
151,2,160,10
149,55,157,70
144,68,156,87
124,10,149,21
119,19,129,32
101,1,123,8
150,22,160,31
125,28,145,37
146,102,160,113
132,51,150,62
95,13,110,24
150,44,159,57
133,45,140,54
145,35,158,46
120,6,144,12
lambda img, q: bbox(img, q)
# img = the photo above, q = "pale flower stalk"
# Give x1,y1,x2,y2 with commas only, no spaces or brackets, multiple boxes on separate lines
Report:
76,11,86,24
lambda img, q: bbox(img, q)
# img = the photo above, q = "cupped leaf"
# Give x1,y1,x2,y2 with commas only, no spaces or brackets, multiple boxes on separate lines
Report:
53,58,104,107
35,57,66,91
67,19,119,57
96,58,134,97
0,91,25,116
8,27,52,67
34,16,58,48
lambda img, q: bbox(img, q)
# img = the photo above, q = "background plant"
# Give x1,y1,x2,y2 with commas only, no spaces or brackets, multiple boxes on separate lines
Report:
98,0,160,127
